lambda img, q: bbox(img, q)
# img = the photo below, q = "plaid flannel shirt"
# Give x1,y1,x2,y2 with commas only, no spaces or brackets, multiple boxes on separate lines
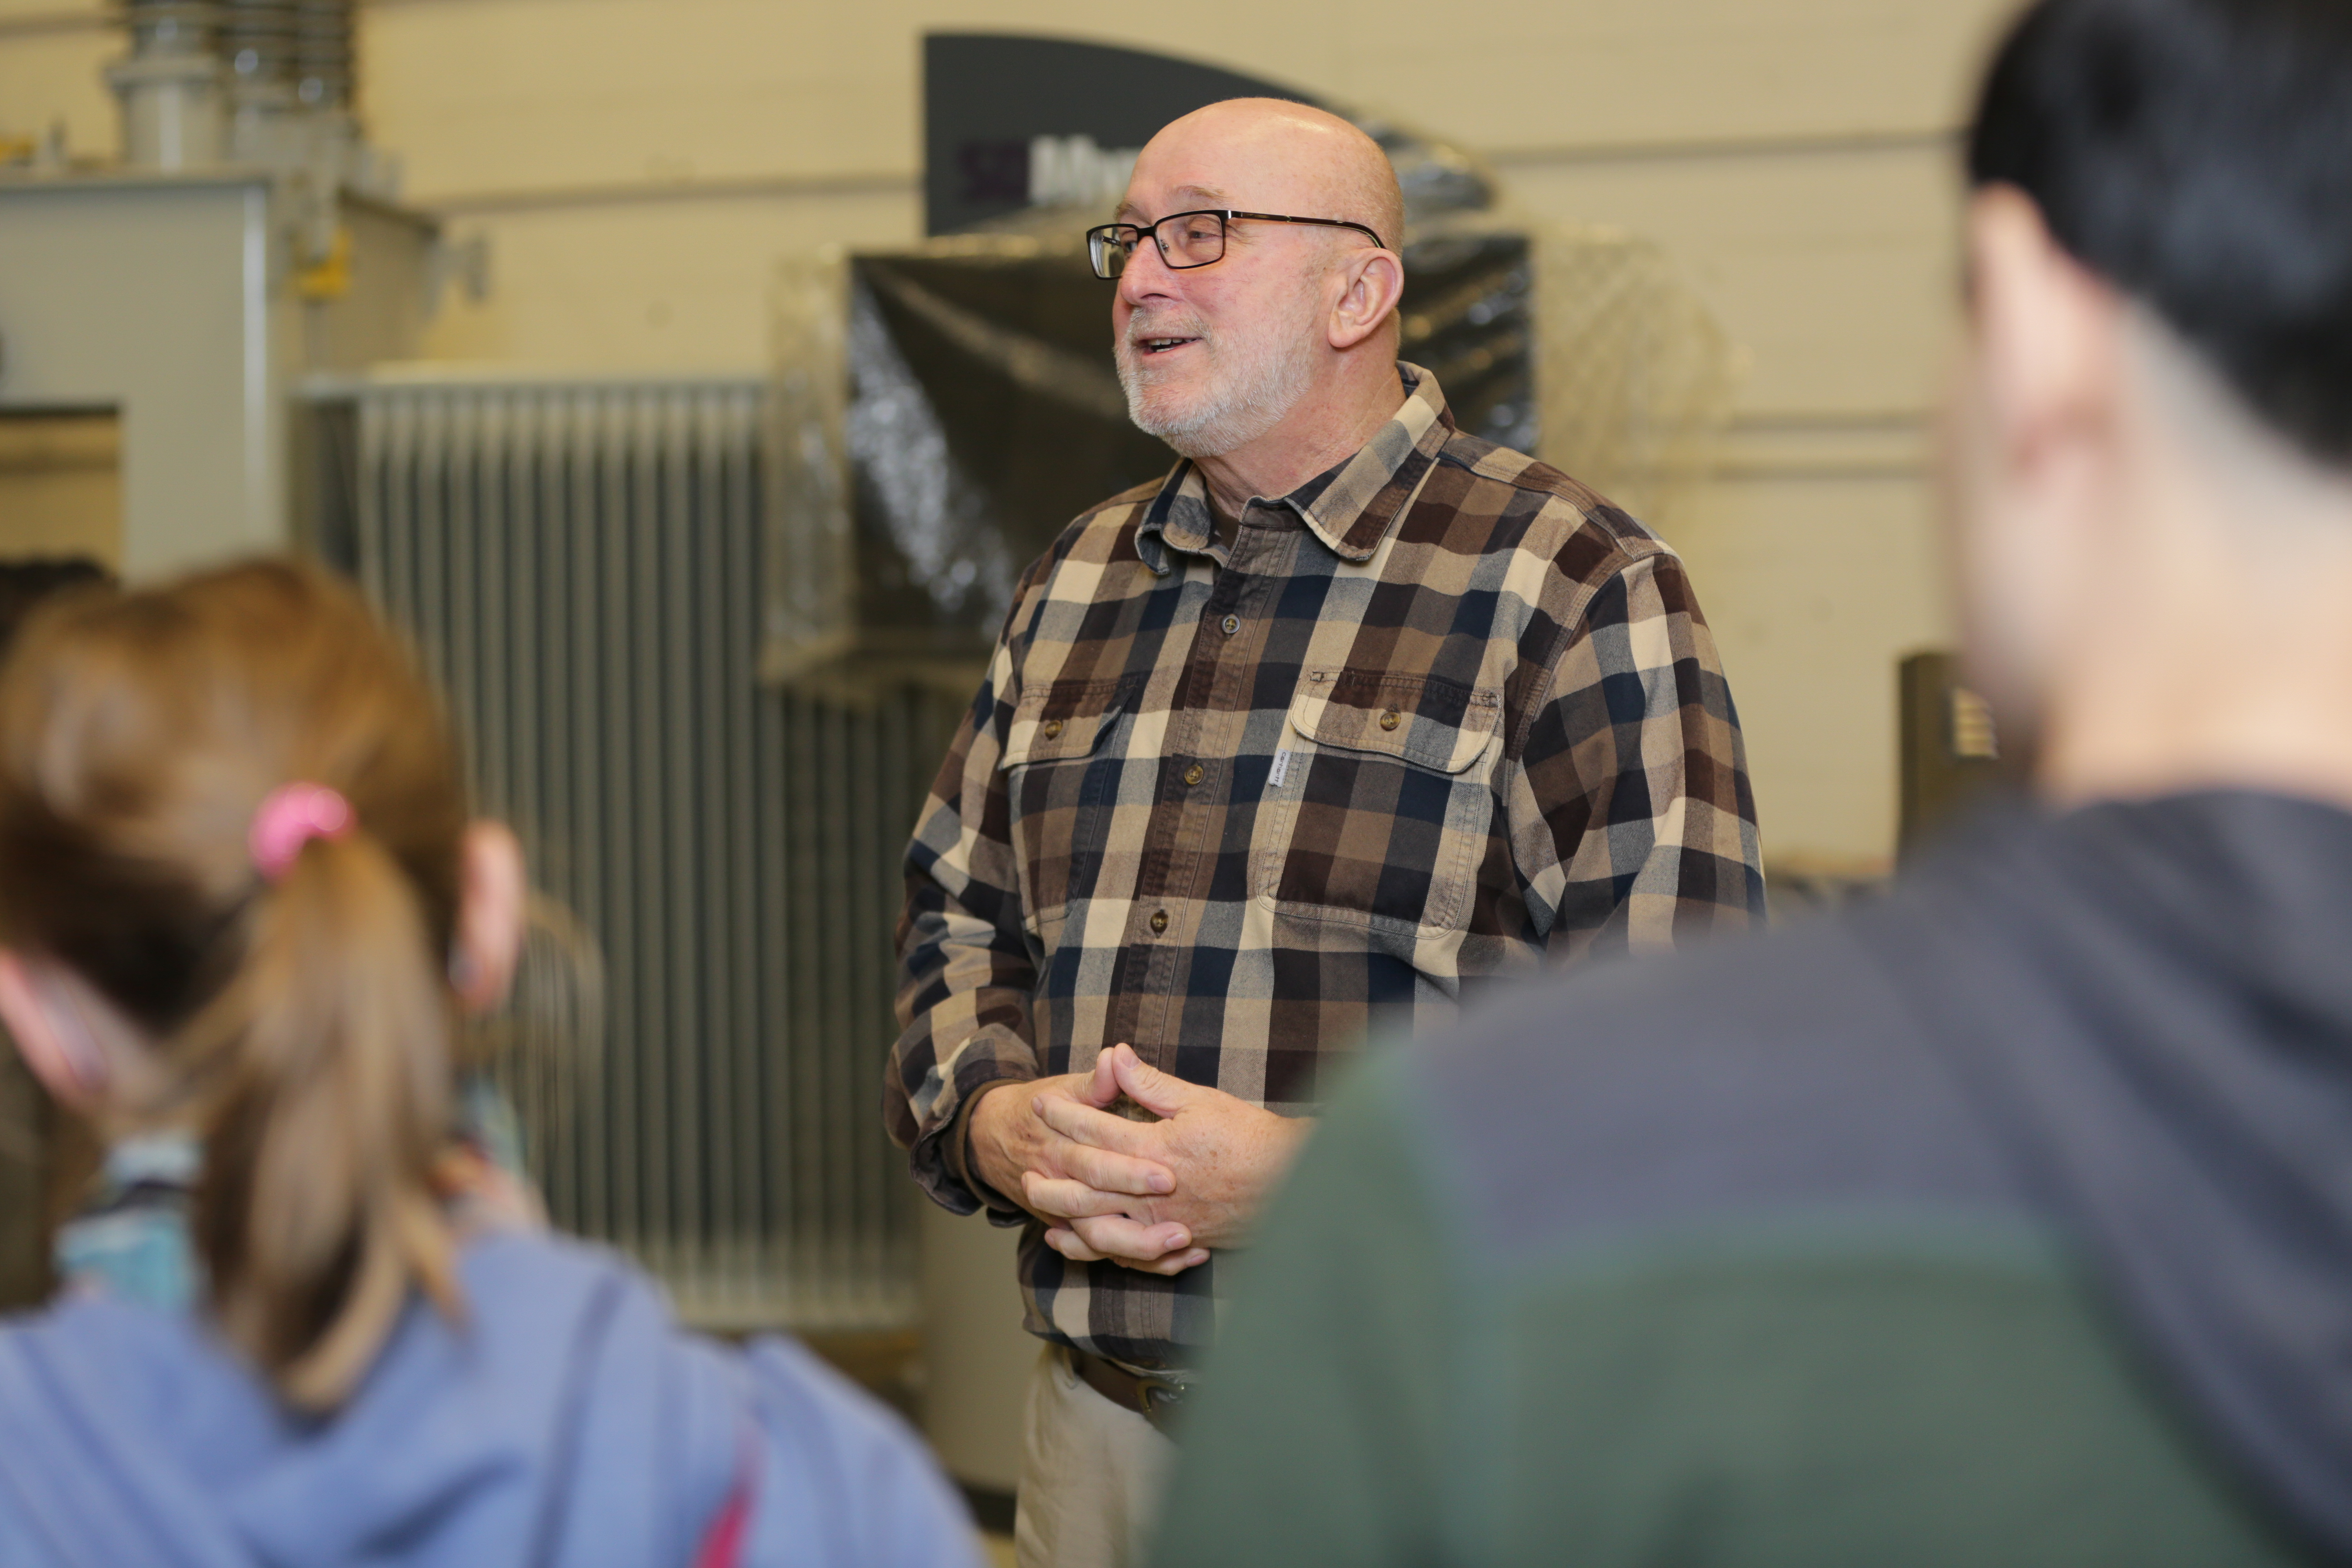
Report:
888,365,1763,1367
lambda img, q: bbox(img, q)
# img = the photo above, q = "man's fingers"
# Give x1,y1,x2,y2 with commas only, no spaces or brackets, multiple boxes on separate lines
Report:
1034,1093,1161,1161
1125,1248,1212,1277
1043,1227,1210,1275
1043,1226,1108,1264
1068,1212,1190,1261
1105,1043,1198,1119
1021,1172,1152,1221
1055,1136,1174,1197
1079,1046,1124,1109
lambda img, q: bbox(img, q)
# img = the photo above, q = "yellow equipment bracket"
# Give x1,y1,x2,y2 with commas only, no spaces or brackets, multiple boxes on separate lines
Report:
296,225,354,302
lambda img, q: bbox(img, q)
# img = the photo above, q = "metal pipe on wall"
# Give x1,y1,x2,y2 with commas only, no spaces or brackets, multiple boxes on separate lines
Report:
218,0,297,163
107,0,374,187
109,2,227,170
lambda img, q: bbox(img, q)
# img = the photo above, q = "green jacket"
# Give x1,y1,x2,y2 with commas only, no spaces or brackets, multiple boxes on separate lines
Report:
1156,796,2344,1567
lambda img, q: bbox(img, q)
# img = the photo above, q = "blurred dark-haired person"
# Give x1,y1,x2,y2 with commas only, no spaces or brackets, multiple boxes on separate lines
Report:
1153,0,2352,1563
0,561,979,1568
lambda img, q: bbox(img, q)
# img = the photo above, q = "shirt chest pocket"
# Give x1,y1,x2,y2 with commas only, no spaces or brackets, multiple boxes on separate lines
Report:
1252,668,1503,933
998,678,1130,935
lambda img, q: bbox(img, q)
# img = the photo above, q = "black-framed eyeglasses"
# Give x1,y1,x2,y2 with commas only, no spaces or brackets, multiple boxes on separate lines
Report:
1085,209,1388,281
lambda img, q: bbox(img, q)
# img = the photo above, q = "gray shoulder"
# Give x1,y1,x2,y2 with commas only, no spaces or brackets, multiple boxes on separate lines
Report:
1407,911,2026,1261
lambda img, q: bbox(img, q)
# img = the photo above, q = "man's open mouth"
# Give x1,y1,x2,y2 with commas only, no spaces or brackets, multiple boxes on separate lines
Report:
1138,336,1200,355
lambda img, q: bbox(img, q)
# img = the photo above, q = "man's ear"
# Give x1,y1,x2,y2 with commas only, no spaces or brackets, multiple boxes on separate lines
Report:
453,821,527,1015
0,949,106,1112
1967,186,2123,488
1328,248,1406,352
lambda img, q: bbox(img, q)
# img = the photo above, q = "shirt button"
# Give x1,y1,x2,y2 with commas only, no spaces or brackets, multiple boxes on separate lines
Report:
1042,719,1064,738
1149,909,1170,934
1379,709,1401,731
1220,614,1240,635
1183,764,1205,786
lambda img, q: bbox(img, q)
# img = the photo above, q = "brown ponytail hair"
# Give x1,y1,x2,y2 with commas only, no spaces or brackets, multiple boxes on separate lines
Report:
0,560,470,1409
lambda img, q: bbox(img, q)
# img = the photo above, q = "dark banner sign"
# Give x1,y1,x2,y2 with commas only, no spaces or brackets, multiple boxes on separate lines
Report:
922,34,1317,236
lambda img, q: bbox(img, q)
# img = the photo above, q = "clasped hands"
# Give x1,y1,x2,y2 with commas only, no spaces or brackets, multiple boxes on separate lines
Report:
966,1044,1310,1276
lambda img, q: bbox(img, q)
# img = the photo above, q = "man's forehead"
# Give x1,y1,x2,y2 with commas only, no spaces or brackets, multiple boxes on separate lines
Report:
1116,99,1396,229
1119,146,1331,218
1116,183,1225,222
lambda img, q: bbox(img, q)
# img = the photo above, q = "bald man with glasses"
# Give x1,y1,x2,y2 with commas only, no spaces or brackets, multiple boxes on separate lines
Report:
885,97,1765,1568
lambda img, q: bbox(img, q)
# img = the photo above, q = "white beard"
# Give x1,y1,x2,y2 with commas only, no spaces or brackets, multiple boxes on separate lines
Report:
1116,283,1325,459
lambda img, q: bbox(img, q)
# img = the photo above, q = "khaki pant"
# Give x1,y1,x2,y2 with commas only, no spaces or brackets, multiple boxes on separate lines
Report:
1013,1347,1177,1568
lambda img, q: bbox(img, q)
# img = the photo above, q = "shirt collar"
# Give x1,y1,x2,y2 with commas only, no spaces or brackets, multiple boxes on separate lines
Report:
1135,363,1453,575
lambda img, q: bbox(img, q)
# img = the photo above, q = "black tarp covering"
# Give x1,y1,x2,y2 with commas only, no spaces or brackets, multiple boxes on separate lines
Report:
842,229,1533,662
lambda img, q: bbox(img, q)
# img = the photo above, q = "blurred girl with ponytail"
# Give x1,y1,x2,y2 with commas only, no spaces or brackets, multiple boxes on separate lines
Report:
0,560,976,1568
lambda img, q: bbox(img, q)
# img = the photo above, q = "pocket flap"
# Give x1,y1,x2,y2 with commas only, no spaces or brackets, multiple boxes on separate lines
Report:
1001,678,1127,767
1287,668,1501,775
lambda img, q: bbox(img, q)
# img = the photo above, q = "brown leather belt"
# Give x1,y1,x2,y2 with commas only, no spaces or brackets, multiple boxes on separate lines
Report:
1067,1346,1192,1438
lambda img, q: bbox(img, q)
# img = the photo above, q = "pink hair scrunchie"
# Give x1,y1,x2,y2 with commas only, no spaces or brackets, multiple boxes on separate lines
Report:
249,782,356,882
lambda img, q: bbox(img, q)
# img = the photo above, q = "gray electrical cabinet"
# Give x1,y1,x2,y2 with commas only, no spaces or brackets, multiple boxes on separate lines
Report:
0,171,437,579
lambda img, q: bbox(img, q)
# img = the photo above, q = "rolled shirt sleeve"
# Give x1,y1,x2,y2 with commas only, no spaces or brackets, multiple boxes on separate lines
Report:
886,632,1043,1222
1509,548,1765,959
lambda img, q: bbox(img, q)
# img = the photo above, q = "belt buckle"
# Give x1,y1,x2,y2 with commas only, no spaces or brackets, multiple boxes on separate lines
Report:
1139,1376,1187,1417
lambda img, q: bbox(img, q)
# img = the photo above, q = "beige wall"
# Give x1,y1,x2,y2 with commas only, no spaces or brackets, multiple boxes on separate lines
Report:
0,0,2019,862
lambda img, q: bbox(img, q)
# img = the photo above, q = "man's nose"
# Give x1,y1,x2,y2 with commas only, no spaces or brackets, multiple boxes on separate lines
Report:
1116,236,1181,306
